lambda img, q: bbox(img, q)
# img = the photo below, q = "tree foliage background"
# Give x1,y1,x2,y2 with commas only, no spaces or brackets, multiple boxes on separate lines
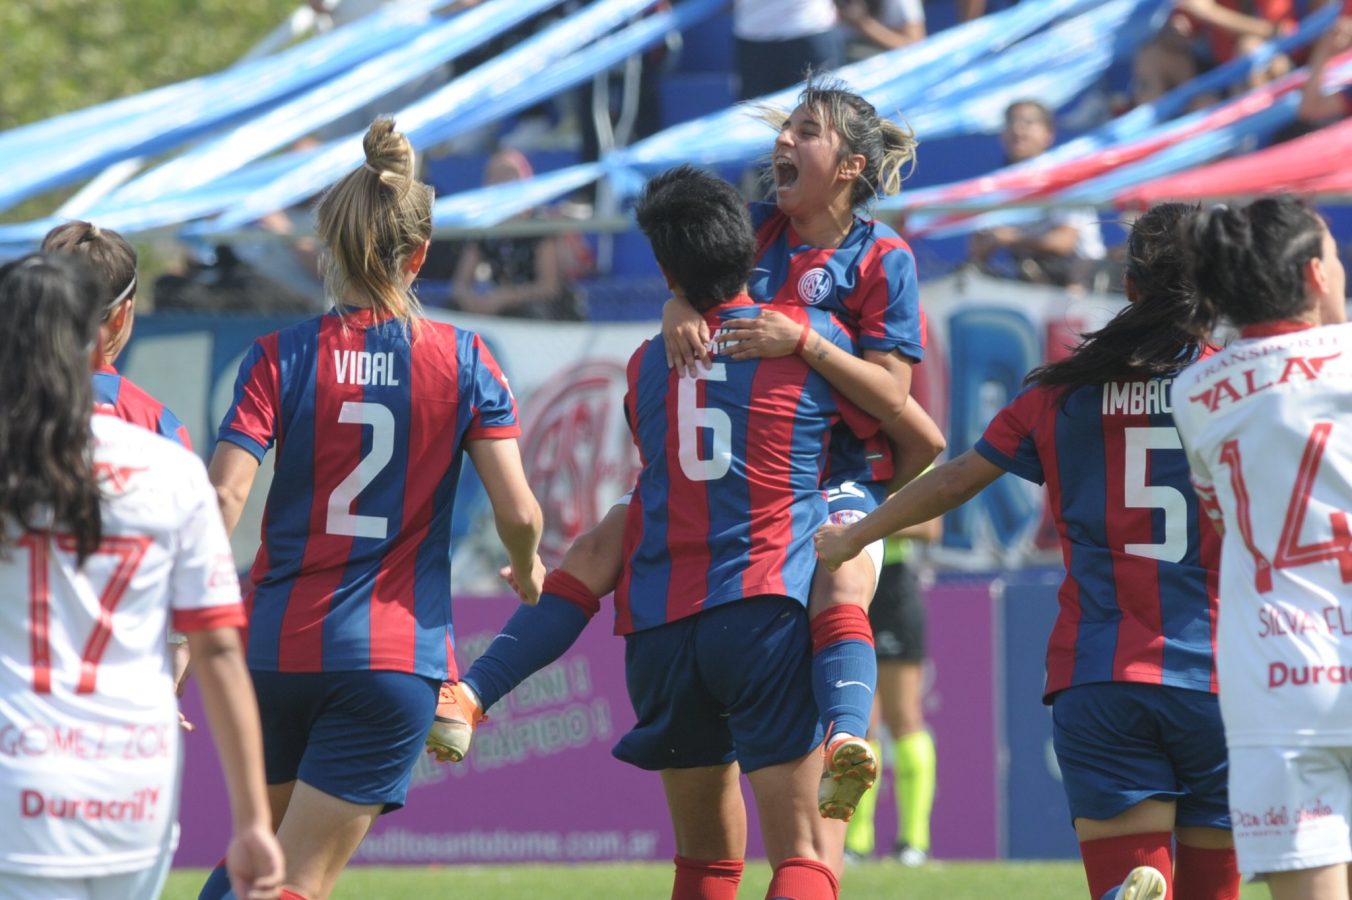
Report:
0,0,297,132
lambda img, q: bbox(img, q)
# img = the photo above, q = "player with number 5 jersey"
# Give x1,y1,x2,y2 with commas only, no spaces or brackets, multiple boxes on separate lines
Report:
203,119,544,900
817,204,1244,900
1173,198,1351,898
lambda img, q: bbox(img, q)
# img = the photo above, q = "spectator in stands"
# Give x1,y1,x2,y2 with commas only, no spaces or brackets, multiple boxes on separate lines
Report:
1170,0,1299,92
837,0,926,58
1131,25,1212,109
734,0,843,100
1296,16,1352,126
968,100,1106,289
447,149,586,319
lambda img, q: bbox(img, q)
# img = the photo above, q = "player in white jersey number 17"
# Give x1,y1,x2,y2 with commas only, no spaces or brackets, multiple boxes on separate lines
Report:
0,254,283,900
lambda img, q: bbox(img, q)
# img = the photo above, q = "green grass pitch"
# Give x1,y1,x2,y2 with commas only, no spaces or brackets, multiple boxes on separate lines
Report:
165,860,1271,898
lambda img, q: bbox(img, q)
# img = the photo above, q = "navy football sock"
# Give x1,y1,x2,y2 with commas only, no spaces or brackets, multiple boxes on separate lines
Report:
812,639,877,740
197,861,231,900
810,605,876,741
461,592,591,712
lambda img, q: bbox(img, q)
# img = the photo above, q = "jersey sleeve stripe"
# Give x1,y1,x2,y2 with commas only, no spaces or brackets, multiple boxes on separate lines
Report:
173,605,247,632
217,429,269,462
973,437,1044,484
466,423,521,440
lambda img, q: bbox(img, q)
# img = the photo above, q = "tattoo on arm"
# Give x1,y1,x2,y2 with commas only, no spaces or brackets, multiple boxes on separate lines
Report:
811,334,829,362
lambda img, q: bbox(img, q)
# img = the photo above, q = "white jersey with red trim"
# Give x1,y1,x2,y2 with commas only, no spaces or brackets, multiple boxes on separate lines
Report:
0,414,244,877
1173,322,1352,748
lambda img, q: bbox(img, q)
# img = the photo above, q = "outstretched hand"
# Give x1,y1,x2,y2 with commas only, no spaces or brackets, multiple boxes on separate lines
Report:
814,523,861,572
502,556,546,606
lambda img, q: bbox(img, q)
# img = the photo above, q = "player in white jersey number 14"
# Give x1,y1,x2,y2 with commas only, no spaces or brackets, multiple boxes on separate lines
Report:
1173,198,1351,900
0,254,283,900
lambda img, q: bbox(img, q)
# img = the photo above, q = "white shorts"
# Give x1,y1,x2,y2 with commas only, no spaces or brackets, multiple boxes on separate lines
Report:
0,866,164,900
1228,745,1352,877
825,508,884,594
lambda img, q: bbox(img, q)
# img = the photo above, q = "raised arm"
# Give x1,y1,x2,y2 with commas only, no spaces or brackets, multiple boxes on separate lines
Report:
815,448,1004,570
719,307,913,424
466,437,545,604
884,399,947,491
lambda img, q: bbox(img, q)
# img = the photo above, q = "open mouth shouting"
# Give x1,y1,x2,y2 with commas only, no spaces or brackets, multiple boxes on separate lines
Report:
773,156,799,193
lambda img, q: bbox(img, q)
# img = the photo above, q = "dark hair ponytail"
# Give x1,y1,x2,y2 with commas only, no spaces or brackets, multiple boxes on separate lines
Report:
1027,202,1206,389
0,254,105,562
1185,197,1326,333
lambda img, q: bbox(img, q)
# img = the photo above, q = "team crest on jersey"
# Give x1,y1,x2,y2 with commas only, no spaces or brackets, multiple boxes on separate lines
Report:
797,267,834,306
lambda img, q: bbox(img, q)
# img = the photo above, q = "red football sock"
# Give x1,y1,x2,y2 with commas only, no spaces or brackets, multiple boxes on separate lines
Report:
809,605,873,654
543,569,602,618
1079,832,1173,900
671,855,743,900
765,857,839,900
1174,844,1240,900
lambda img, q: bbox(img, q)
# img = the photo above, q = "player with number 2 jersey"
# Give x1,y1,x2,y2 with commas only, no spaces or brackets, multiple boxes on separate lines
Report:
202,119,543,900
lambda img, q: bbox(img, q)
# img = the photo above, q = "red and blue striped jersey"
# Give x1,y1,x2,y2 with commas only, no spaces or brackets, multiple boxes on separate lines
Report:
975,377,1220,701
748,201,924,486
216,308,519,679
93,364,192,450
614,297,878,635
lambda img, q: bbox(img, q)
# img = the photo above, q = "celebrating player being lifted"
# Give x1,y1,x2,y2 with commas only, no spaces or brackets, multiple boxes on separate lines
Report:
199,119,544,900
816,203,1241,900
429,78,943,830
460,164,889,900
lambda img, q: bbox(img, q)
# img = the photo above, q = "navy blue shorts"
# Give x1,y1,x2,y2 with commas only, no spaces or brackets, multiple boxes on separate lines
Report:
1051,682,1230,829
613,596,823,774
251,669,440,813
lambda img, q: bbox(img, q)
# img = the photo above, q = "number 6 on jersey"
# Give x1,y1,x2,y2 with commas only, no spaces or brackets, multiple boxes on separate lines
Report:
677,364,732,483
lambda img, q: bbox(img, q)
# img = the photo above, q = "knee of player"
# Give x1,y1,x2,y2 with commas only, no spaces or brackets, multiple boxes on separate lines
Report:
808,561,874,616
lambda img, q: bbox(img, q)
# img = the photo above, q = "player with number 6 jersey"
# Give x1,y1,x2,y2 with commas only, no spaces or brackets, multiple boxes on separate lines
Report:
202,119,544,900
0,254,281,900
1173,198,1351,895
616,297,879,634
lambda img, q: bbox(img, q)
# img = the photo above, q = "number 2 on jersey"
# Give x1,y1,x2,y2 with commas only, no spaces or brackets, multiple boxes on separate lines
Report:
677,364,732,482
1219,421,1352,593
21,533,150,694
326,401,395,538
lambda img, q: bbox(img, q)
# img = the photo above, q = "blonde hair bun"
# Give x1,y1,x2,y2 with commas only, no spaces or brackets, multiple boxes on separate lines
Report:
362,117,415,188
